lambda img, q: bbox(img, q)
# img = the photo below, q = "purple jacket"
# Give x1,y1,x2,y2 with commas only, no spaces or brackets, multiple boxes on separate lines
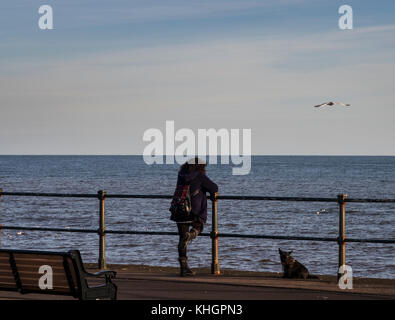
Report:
176,169,218,223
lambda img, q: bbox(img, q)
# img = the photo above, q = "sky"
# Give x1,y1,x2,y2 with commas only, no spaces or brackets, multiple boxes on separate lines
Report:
0,0,394,155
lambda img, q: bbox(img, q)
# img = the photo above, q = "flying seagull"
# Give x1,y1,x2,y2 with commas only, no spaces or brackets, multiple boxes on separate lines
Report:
314,101,351,108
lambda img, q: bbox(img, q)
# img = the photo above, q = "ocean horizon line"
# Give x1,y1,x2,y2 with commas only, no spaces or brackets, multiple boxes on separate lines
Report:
1,154,395,157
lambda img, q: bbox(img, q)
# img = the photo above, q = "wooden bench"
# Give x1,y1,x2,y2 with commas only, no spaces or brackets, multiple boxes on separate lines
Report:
0,249,117,300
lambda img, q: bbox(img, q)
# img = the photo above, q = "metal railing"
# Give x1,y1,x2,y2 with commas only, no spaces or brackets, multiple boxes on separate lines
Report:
0,188,394,278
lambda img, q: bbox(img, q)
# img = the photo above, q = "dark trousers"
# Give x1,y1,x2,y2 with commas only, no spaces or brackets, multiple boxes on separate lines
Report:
177,221,203,258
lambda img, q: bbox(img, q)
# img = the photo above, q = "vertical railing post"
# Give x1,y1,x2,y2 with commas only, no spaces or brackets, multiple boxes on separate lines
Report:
337,193,347,280
98,190,107,269
211,192,220,275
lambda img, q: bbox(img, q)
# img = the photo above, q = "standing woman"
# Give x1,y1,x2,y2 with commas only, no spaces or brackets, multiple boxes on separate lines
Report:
171,157,218,276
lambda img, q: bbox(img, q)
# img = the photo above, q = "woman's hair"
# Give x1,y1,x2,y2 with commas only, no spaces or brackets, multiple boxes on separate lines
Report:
179,157,206,174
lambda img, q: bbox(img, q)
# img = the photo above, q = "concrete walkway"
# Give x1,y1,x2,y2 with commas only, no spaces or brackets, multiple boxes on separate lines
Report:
0,264,394,300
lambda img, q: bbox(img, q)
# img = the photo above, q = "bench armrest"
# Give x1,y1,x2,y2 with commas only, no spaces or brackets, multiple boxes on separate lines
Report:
85,270,117,279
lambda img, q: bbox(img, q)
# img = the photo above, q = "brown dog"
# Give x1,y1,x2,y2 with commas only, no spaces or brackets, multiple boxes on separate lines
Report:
279,249,318,280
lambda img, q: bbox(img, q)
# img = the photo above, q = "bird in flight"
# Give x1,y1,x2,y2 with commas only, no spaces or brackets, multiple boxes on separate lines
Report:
314,101,351,108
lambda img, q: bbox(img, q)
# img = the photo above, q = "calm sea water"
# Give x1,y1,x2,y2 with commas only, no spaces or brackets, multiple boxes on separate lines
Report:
0,155,394,279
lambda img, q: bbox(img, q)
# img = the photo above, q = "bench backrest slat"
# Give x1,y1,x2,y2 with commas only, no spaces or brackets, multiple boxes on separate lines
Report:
0,252,18,290
14,252,77,294
0,250,79,297
0,249,116,300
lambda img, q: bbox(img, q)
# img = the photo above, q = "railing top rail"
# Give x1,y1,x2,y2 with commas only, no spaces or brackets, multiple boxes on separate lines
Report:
345,198,395,203
0,192,98,198
1,190,395,203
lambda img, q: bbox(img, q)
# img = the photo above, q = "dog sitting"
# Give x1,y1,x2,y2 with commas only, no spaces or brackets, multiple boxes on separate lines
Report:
278,248,318,280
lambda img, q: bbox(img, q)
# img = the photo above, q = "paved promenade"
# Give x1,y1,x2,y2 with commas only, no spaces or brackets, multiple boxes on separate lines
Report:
0,264,394,300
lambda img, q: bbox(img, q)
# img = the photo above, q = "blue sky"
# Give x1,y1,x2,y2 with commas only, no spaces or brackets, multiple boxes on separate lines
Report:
2,1,394,59
1,0,395,154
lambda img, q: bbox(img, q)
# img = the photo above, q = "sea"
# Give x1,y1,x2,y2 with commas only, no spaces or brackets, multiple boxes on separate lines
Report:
0,155,394,279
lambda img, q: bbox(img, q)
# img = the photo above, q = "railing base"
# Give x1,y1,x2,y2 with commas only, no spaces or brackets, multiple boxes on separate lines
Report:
211,263,220,276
